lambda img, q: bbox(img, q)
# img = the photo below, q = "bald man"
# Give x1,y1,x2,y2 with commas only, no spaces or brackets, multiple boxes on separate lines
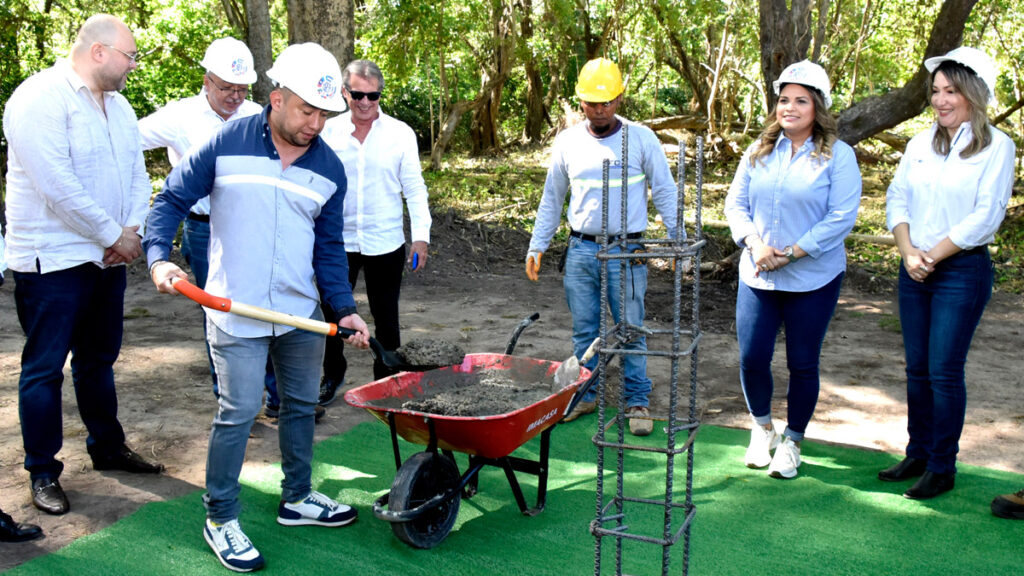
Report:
3,13,163,517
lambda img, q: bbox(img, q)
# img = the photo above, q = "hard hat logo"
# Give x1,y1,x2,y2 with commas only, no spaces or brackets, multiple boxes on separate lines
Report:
317,76,338,99
230,58,248,77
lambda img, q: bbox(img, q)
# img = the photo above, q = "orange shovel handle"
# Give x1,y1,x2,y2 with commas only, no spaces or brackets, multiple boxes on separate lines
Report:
171,278,339,337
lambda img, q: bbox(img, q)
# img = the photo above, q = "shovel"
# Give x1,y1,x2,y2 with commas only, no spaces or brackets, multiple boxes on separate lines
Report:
552,337,600,388
172,279,456,372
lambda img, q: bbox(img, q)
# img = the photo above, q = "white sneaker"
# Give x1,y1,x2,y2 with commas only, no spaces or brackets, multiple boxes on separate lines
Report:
744,424,779,468
277,490,358,527
203,518,265,573
768,436,801,479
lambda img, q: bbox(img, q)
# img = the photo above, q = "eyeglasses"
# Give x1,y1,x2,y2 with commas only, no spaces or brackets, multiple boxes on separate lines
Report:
582,100,615,109
207,75,248,97
104,44,139,63
346,89,381,101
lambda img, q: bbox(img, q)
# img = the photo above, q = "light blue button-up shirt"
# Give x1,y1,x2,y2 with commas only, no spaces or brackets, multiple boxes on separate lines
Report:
725,135,862,292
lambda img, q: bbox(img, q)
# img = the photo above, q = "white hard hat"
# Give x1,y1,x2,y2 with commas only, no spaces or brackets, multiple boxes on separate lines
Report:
265,43,345,112
773,60,833,109
200,37,257,84
924,46,997,105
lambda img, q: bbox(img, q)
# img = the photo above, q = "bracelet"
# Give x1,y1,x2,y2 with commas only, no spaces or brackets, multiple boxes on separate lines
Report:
149,259,168,273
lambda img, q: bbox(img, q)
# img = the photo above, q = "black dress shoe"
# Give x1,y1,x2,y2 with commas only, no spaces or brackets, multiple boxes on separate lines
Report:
31,478,69,515
0,509,44,542
91,445,164,474
904,471,955,500
878,457,927,482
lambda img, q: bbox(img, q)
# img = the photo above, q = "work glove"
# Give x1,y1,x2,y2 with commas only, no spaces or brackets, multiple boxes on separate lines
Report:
525,250,543,282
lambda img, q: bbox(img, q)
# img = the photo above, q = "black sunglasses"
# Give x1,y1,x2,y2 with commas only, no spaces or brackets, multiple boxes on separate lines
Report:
347,89,381,101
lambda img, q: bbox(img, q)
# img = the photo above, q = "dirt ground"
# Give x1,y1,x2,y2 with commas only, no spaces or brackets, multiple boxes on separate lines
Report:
1,214,1022,570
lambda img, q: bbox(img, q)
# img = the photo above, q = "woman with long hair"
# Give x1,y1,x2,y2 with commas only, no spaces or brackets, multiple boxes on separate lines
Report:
725,60,862,479
880,47,1015,499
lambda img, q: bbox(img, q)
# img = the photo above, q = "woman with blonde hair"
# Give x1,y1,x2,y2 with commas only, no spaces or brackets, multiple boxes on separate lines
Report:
725,60,862,479
880,47,1015,499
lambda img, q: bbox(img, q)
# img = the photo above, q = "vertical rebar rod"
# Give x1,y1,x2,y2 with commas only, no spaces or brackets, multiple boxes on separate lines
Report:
614,123,630,574
594,157,611,576
681,136,705,575
662,141,687,576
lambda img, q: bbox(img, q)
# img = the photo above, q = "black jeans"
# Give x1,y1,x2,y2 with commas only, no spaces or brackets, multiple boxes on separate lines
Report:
14,263,128,480
322,245,406,381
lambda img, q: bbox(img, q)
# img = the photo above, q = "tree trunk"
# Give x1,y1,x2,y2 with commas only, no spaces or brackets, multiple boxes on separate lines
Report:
758,0,814,110
652,0,709,111
286,0,355,69
431,71,510,169
469,0,515,156
519,0,544,144
245,0,273,106
837,0,979,145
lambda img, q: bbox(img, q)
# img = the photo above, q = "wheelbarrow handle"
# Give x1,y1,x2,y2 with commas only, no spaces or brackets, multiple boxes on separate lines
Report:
172,278,340,337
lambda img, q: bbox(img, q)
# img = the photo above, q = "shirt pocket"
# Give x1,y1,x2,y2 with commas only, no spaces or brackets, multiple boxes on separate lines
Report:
67,106,105,177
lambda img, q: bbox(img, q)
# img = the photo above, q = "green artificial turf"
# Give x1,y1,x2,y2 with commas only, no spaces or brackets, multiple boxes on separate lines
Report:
8,422,1021,575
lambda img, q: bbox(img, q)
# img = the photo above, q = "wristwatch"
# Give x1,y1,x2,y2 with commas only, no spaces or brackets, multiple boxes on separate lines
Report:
783,246,798,263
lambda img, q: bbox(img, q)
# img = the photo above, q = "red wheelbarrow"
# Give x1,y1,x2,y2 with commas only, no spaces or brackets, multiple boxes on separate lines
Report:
344,325,598,549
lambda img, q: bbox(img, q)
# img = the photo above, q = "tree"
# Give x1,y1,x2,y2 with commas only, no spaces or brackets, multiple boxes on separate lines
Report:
245,0,273,105
758,0,815,111
836,0,979,144
287,0,355,69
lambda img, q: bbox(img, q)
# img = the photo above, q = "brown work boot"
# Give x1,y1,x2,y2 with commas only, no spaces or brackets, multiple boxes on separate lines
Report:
562,400,596,423
626,406,653,436
991,489,1024,519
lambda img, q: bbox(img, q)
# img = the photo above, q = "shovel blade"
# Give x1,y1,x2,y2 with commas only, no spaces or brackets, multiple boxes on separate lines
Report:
553,355,580,388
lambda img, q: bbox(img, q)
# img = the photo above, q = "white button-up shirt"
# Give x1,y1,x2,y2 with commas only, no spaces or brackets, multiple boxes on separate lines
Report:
886,122,1016,251
3,59,150,274
321,111,430,255
138,90,262,215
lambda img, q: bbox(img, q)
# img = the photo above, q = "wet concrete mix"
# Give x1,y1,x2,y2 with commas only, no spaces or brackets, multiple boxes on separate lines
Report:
366,360,564,417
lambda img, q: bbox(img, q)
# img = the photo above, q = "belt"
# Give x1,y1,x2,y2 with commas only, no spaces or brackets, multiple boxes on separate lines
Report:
569,230,643,243
187,212,210,223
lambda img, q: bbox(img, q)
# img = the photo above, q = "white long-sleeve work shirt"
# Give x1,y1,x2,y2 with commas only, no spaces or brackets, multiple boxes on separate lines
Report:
886,122,1015,251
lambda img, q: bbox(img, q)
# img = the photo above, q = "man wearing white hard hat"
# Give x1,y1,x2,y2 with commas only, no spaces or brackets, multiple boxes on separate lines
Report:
138,38,313,424
143,42,370,572
525,57,679,437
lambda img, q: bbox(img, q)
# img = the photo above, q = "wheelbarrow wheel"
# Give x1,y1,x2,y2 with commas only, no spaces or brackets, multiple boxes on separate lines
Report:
389,451,461,549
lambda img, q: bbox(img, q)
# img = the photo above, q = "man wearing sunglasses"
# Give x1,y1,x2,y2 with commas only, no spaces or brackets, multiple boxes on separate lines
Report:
138,38,319,423
3,14,163,517
317,59,431,404
525,57,679,436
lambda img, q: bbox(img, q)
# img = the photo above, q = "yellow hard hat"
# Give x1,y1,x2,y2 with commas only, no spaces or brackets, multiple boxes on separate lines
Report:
575,58,624,102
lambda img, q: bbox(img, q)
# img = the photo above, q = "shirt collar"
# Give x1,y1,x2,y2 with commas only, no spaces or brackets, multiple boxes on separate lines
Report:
773,132,815,153
58,58,90,95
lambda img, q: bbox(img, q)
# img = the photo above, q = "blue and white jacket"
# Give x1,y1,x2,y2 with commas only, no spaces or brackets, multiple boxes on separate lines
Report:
144,106,356,338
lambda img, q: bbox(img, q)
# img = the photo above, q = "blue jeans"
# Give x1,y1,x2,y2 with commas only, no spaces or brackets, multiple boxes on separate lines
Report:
898,250,992,475
14,264,128,480
183,217,279,407
564,236,651,408
203,309,325,522
735,272,843,442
